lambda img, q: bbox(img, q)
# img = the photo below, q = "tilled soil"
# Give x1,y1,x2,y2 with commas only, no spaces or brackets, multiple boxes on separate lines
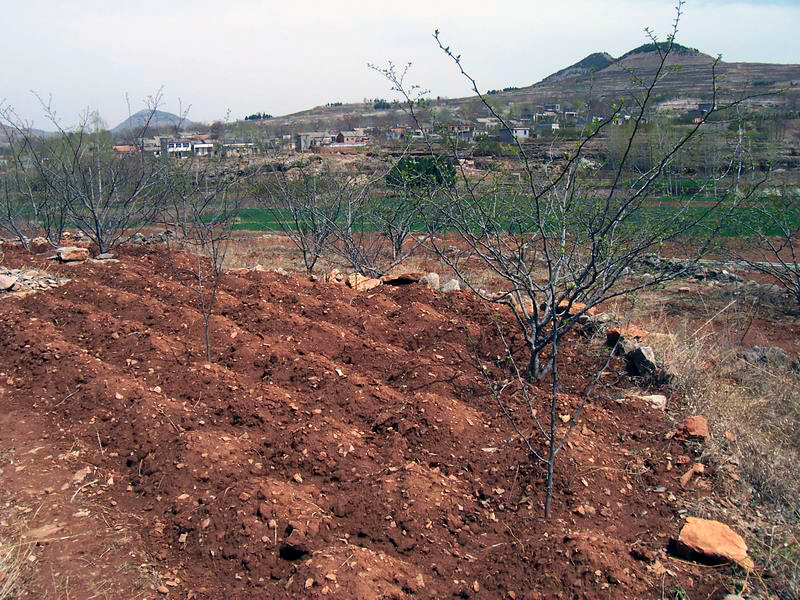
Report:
0,245,735,599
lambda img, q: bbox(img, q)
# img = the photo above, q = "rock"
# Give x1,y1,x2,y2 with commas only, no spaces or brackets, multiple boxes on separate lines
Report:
581,313,613,337
739,346,793,369
30,237,50,253
274,267,289,276
677,517,754,569
56,246,89,262
326,268,345,283
678,416,710,440
628,345,658,376
556,300,596,318
72,465,92,484
421,272,440,290
617,337,640,358
639,394,667,410
440,279,460,293
346,273,382,291
95,253,115,260
679,463,706,488
0,274,17,291
382,272,424,285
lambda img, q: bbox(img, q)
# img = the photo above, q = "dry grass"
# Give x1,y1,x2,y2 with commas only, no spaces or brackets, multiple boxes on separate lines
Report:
0,534,30,600
619,285,800,598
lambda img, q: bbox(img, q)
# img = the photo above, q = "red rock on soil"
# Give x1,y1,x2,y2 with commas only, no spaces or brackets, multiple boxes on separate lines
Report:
679,415,710,440
677,517,754,569
346,272,382,291
56,246,89,262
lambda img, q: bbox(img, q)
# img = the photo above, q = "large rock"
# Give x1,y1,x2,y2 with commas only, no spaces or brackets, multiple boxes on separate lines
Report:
56,246,90,262
346,273,382,291
677,517,754,569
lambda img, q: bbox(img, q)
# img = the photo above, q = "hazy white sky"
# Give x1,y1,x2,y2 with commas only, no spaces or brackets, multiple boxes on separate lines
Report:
2,0,799,128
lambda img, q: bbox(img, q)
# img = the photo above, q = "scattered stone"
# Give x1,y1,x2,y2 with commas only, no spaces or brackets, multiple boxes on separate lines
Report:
325,269,345,283
739,346,797,370
95,253,115,260
581,313,613,336
677,517,754,569
679,463,706,488
678,416,710,440
30,237,51,253
638,394,667,410
72,465,92,484
56,246,90,262
440,279,460,293
556,300,596,318
420,272,440,290
346,273,382,291
129,230,175,246
628,345,658,376
274,267,289,276
0,274,17,291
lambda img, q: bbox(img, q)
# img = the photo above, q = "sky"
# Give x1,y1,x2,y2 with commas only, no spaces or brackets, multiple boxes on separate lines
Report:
2,0,799,129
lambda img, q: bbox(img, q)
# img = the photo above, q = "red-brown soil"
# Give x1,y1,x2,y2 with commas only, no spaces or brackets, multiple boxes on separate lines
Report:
0,244,741,599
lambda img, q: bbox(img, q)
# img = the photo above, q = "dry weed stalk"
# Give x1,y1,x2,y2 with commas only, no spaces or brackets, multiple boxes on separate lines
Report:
0,535,31,600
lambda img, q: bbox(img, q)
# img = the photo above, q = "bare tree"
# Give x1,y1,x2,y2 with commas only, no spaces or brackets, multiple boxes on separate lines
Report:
0,92,166,254
163,152,249,363
375,3,765,517
0,110,68,248
254,159,344,274
734,187,800,308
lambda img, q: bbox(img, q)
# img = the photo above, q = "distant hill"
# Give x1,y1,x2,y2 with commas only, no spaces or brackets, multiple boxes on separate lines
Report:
537,43,715,87
112,110,196,134
618,42,704,60
540,52,615,84
0,122,57,144
261,42,799,132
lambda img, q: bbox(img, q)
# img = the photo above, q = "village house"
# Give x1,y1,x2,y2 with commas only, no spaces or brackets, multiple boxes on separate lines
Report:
295,131,333,152
221,142,257,157
498,126,530,142
333,130,369,145
476,117,502,132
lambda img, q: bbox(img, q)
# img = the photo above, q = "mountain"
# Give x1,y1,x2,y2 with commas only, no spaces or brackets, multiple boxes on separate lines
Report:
535,43,717,89
0,122,58,144
262,43,799,132
540,52,615,84
111,110,195,134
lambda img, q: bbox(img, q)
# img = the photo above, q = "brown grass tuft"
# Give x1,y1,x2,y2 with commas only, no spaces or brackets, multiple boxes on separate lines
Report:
0,535,30,600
